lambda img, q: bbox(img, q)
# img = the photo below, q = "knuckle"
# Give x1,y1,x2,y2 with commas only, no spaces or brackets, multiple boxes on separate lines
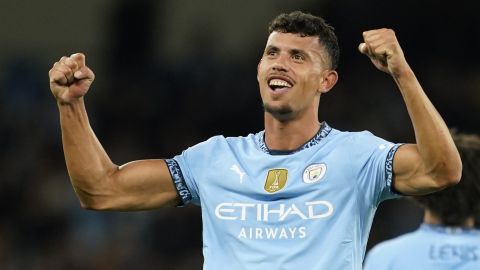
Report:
71,52,85,60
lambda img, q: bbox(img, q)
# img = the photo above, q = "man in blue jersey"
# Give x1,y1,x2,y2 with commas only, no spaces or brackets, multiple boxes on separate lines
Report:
364,131,480,270
48,11,461,269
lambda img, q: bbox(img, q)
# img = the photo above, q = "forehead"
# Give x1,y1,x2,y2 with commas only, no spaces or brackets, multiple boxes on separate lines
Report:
265,31,323,54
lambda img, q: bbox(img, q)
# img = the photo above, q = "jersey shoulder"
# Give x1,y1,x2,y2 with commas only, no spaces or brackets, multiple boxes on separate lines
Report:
184,132,259,155
326,128,394,155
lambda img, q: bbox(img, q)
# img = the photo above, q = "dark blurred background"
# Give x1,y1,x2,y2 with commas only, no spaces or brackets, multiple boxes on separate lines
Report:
0,0,478,269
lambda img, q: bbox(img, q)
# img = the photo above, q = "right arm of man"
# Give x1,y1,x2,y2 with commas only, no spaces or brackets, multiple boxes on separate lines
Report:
49,53,180,211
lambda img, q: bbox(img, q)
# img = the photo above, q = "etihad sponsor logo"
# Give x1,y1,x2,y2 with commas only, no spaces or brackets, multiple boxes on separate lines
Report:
264,169,288,193
303,163,327,184
214,200,334,221
238,226,307,240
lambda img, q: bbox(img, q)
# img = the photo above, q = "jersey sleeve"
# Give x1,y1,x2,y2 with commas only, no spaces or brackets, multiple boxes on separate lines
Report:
165,136,221,206
164,158,196,206
353,131,403,206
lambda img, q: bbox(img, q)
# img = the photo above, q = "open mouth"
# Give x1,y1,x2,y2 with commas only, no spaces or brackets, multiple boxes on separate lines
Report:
268,78,293,91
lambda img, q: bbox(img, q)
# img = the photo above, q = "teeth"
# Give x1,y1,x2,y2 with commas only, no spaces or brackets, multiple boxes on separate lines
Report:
269,79,292,88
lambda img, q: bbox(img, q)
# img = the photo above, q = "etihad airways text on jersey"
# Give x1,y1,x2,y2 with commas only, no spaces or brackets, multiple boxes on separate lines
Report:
214,200,334,221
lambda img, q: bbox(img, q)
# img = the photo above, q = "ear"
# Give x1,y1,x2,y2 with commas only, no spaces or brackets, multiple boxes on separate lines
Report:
318,70,338,94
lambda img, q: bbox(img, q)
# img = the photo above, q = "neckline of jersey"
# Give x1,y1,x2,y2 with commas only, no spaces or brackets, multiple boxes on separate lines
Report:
257,121,332,155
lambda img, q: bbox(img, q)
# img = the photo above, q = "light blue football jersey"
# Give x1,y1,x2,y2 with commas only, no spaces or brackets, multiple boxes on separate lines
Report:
166,122,402,270
364,224,480,270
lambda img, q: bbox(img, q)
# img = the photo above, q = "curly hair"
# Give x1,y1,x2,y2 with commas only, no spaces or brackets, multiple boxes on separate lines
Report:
413,131,480,226
268,11,340,70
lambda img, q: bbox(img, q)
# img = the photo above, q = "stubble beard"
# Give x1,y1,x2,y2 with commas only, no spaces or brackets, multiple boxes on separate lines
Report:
263,102,295,121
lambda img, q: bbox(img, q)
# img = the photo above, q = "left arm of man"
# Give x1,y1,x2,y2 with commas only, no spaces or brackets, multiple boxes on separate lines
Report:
359,28,462,195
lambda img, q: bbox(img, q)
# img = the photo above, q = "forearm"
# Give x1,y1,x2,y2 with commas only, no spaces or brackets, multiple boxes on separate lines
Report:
58,98,117,202
50,53,179,210
394,68,461,181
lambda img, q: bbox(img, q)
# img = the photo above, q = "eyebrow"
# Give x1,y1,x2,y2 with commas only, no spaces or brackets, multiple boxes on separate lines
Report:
264,45,309,58
264,45,278,53
290,49,308,57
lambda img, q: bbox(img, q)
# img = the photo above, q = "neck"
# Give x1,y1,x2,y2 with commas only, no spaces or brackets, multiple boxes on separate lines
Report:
424,210,475,228
264,111,321,151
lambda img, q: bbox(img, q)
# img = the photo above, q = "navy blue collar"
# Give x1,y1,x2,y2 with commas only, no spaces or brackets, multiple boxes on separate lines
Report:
257,122,332,155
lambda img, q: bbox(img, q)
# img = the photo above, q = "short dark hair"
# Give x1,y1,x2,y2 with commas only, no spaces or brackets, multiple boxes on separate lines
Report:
268,11,340,70
413,131,480,226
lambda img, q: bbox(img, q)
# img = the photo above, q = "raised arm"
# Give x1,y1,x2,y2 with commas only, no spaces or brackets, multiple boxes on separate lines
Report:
49,53,180,210
359,29,462,195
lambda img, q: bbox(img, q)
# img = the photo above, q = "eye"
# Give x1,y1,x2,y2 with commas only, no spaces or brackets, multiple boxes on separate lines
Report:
265,48,278,57
292,53,305,62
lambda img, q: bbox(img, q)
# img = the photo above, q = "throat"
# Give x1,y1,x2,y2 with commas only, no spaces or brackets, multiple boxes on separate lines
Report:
264,122,322,152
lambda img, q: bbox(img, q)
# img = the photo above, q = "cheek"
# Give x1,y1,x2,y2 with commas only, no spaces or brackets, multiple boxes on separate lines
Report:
299,72,316,87
257,62,268,76
306,71,322,88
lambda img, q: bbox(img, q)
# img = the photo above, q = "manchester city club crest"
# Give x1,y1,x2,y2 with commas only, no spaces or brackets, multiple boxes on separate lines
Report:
303,163,327,184
264,169,288,193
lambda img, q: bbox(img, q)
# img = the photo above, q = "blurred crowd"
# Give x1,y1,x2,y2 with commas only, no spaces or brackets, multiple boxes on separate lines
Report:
0,0,478,269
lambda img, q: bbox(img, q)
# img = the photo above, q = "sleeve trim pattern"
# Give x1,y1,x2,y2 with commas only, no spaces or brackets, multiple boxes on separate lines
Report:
165,159,192,206
385,144,402,195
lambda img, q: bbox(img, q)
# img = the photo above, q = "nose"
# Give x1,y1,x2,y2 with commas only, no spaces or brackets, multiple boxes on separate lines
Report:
271,53,290,72
272,63,288,72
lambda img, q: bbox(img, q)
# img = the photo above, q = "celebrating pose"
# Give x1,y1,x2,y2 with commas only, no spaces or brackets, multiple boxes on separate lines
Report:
49,11,461,269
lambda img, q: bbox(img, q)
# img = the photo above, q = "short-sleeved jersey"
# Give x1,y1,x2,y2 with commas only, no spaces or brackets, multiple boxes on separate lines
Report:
364,224,480,270
166,122,401,270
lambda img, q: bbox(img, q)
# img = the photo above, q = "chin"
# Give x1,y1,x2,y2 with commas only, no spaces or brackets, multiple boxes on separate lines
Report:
263,103,295,121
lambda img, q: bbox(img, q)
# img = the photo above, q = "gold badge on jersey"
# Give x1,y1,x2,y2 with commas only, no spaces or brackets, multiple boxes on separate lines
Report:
264,169,288,193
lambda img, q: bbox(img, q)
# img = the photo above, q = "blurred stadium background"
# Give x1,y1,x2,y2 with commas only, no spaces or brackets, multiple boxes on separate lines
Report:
0,0,478,269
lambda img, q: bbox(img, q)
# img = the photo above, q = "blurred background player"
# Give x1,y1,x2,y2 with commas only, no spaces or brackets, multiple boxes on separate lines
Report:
364,131,480,270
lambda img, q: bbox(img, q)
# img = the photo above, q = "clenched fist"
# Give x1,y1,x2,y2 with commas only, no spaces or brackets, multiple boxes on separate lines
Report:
49,53,95,104
358,28,410,77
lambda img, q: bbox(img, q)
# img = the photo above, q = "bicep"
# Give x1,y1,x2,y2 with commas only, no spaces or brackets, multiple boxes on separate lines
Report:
392,144,440,195
96,159,180,210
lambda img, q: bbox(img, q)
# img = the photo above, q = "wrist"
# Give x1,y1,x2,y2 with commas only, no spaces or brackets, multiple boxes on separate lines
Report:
391,63,414,80
56,96,84,107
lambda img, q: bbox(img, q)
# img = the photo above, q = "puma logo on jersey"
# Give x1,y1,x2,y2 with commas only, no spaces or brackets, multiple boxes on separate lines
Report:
230,164,246,183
